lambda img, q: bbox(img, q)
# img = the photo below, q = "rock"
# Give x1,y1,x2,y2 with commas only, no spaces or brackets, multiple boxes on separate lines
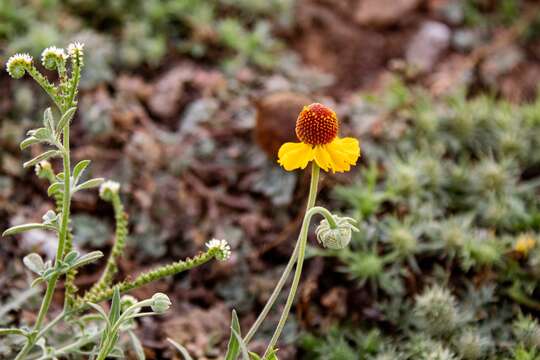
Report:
147,64,192,119
406,21,451,73
480,44,525,86
254,92,313,158
355,0,421,27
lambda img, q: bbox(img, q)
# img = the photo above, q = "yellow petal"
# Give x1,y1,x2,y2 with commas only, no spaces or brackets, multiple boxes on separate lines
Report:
324,137,361,173
277,142,315,171
313,145,333,172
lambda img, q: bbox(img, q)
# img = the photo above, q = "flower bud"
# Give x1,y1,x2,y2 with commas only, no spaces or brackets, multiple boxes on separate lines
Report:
6,53,33,79
99,180,120,202
205,239,232,261
35,161,54,180
67,42,85,66
315,215,358,250
41,46,68,70
151,293,171,313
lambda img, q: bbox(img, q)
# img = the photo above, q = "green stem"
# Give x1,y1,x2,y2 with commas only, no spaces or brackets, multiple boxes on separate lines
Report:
15,115,72,360
244,163,320,345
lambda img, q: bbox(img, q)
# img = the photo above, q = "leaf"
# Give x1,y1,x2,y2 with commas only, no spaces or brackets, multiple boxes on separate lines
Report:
76,178,104,192
73,160,91,184
47,182,63,197
23,150,61,168
0,328,26,337
63,250,79,264
32,128,51,141
2,223,55,237
56,107,77,133
43,107,55,131
128,330,146,360
20,137,40,150
225,310,242,360
109,287,121,325
167,338,194,360
71,251,104,269
23,253,45,274
231,329,250,360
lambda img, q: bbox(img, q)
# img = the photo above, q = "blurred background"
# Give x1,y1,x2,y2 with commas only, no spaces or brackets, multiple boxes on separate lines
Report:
3,0,540,359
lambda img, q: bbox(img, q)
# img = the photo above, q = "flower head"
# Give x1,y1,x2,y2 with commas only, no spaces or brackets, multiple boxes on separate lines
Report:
277,103,360,173
99,180,120,202
6,53,33,79
41,46,68,70
206,238,232,261
67,42,85,66
315,215,358,249
514,233,536,256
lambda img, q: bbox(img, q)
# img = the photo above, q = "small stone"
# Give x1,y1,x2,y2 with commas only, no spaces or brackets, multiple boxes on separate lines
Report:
355,0,421,27
254,92,312,158
406,21,451,73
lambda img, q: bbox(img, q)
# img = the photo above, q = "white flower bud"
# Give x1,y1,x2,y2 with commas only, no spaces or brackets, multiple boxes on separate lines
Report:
206,239,232,261
151,293,171,313
41,46,68,70
6,53,33,79
99,180,120,202
315,215,358,250
120,295,139,313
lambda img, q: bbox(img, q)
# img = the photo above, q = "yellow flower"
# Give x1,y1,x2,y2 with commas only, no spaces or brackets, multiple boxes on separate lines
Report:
515,234,536,255
277,103,360,172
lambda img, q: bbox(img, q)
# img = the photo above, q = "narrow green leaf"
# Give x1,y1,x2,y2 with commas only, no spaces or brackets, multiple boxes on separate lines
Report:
56,107,77,133
225,310,242,360
0,328,27,337
47,182,63,197
128,330,146,360
76,178,104,192
23,150,61,168
63,250,79,264
73,160,91,184
71,251,104,269
231,329,250,360
43,108,54,131
20,137,40,150
109,287,121,325
2,223,55,237
167,338,194,360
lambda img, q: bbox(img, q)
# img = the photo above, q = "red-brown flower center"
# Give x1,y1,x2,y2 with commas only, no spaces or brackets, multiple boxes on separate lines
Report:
295,103,339,145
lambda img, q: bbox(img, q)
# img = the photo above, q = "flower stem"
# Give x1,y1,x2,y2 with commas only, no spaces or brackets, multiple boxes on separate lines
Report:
244,164,320,345
262,163,321,356
15,113,72,360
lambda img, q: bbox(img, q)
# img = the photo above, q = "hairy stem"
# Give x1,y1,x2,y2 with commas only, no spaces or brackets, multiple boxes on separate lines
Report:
15,113,72,360
263,163,320,357
244,164,321,345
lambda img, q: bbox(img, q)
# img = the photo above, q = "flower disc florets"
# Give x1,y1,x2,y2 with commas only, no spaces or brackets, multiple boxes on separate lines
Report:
99,180,120,202
206,239,232,261
6,53,33,79
295,103,339,145
315,215,358,249
41,46,68,70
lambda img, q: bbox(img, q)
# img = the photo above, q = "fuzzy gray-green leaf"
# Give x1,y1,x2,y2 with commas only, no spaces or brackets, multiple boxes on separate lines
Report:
56,106,77,133
23,150,61,168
